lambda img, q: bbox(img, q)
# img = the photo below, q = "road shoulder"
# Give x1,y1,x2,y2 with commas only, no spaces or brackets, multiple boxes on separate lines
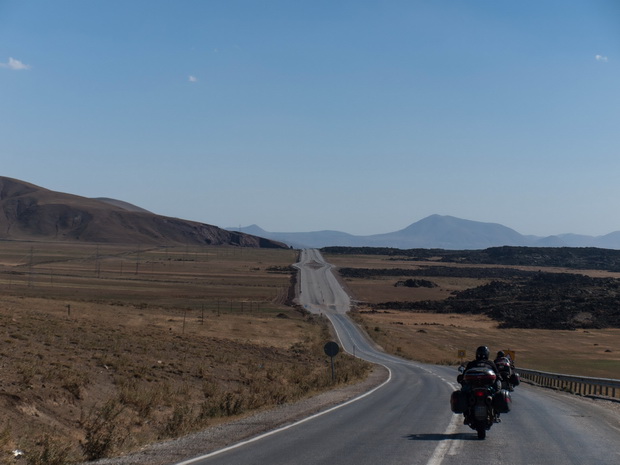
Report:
89,365,389,465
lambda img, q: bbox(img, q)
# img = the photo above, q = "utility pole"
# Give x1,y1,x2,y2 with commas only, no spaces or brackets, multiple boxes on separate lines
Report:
135,248,140,275
28,247,34,288
95,243,101,278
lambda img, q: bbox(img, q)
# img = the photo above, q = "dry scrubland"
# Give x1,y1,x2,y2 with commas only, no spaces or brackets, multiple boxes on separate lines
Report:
3,243,619,463
325,252,620,379
0,242,370,464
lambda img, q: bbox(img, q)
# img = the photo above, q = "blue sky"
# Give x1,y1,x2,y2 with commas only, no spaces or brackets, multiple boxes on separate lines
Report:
2,1,619,237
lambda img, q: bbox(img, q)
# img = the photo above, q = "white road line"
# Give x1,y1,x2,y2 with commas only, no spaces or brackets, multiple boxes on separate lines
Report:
173,369,393,465
425,413,462,465
329,309,465,465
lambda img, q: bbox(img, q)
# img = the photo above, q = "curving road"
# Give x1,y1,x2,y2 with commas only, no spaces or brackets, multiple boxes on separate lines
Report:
176,249,620,465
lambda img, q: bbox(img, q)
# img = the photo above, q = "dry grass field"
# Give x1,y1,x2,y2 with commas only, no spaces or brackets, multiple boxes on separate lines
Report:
326,252,620,379
0,242,370,464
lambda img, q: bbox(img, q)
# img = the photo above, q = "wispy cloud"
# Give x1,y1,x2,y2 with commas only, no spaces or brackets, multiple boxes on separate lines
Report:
188,75,198,82
595,54,608,62
0,57,31,70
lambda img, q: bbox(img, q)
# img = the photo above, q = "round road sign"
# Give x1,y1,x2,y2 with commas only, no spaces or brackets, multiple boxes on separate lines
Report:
324,341,340,357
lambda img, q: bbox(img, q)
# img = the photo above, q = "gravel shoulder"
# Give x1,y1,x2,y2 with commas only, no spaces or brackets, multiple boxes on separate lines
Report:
89,366,389,465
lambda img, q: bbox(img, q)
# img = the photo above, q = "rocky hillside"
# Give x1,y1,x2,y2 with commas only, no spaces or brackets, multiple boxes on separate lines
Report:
325,246,620,272
332,246,620,329
371,271,620,329
0,177,287,248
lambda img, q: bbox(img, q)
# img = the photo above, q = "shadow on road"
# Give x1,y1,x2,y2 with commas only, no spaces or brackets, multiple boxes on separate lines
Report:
405,433,477,441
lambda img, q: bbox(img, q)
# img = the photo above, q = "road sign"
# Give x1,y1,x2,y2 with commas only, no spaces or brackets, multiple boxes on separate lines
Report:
457,349,466,359
324,341,340,357
324,341,340,382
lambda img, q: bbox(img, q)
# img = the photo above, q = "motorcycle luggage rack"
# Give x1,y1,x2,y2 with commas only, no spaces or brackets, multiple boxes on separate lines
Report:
463,368,497,386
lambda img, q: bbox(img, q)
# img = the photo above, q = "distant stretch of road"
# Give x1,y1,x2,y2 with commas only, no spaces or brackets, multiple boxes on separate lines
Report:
177,249,620,465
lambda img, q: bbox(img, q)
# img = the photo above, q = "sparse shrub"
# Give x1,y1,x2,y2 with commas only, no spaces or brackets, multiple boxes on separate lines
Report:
0,423,13,462
222,391,245,416
80,399,127,461
160,404,194,439
44,366,89,400
202,380,220,399
197,400,220,420
289,341,305,354
16,361,40,387
173,381,191,397
117,379,169,418
197,388,246,420
25,435,72,465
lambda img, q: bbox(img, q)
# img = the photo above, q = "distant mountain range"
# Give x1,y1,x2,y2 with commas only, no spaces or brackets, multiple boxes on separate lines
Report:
0,177,286,248
230,215,620,250
5,176,618,251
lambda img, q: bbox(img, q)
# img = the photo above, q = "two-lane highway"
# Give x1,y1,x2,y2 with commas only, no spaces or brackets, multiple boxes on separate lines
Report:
176,249,620,465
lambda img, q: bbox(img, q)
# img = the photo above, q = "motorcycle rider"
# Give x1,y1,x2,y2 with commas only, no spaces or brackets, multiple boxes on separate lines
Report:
494,350,518,390
494,350,514,367
466,346,500,374
458,346,502,391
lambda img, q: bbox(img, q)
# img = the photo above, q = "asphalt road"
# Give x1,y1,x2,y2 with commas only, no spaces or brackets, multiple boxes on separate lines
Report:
177,249,620,465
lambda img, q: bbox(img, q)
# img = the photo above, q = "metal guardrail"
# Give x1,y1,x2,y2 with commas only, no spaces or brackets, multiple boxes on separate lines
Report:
518,368,620,400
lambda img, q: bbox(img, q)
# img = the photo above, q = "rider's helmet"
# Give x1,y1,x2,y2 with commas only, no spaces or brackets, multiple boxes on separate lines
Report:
475,346,490,361
496,351,505,358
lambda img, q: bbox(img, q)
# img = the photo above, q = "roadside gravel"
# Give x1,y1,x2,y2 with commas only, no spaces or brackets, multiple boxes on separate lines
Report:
87,366,389,465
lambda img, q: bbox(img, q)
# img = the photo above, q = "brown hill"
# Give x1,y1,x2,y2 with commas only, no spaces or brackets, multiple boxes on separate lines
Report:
0,177,287,248
94,197,154,213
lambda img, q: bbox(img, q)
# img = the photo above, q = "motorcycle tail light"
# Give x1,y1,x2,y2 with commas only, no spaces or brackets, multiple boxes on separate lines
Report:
474,390,486,397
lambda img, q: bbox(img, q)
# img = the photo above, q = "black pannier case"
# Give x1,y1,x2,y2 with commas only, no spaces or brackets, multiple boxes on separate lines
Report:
450,390,468,414
492,389,512,413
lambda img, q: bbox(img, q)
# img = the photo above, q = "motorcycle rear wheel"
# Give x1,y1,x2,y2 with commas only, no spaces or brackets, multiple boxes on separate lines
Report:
477,428,486,440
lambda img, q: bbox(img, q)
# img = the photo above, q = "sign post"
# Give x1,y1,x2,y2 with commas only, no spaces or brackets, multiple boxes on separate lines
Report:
457,349,466,365
324,341,340,382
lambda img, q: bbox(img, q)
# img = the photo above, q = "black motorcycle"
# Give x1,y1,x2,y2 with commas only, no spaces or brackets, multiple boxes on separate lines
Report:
495,359,520,391
451,366,511,439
